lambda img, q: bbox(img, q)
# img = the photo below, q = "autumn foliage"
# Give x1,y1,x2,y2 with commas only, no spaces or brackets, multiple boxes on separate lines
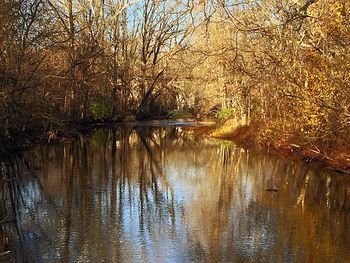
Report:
0,0,349,163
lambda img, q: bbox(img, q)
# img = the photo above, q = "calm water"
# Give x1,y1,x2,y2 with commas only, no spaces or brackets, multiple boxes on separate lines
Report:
0,124,349,262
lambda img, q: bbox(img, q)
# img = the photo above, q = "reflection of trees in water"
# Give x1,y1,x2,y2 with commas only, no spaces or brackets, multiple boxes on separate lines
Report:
0,126,349,262
0,126,195,261
0,153,47,261
185,148,350,261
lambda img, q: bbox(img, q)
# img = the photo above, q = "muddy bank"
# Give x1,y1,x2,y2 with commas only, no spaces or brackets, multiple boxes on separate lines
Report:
186,119,350,175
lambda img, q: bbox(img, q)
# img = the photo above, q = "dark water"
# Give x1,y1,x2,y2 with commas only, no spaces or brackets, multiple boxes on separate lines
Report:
0,125,349,262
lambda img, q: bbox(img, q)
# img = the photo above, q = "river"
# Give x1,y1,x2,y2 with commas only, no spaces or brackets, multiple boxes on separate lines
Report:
0,124,349,262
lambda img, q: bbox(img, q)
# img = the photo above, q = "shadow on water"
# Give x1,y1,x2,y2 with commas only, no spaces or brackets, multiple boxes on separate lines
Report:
0,125,350,262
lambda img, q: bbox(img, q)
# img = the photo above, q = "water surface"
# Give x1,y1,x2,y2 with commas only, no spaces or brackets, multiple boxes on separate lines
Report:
1,125,349,262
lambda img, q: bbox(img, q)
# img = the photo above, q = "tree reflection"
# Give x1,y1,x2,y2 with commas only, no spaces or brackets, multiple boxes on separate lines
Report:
0,125,349,262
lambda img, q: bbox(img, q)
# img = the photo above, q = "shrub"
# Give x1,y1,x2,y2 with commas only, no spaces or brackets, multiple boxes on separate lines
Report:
89,100,112,120
215,108,235,119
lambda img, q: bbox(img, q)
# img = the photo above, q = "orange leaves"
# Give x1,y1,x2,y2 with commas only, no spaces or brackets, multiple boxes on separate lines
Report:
309,0,350,43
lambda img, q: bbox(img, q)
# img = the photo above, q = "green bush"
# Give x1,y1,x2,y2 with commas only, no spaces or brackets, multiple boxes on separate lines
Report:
215,108,235,119
89,100,112,120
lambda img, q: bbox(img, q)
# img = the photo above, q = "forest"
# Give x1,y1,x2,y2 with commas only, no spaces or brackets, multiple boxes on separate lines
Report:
1,1,350,261
0,0,349,167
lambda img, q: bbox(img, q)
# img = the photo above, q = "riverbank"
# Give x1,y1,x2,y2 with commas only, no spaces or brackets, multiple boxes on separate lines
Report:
187,119,350,175
2,118,349,175
0,121,94,155
0,118,200,155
